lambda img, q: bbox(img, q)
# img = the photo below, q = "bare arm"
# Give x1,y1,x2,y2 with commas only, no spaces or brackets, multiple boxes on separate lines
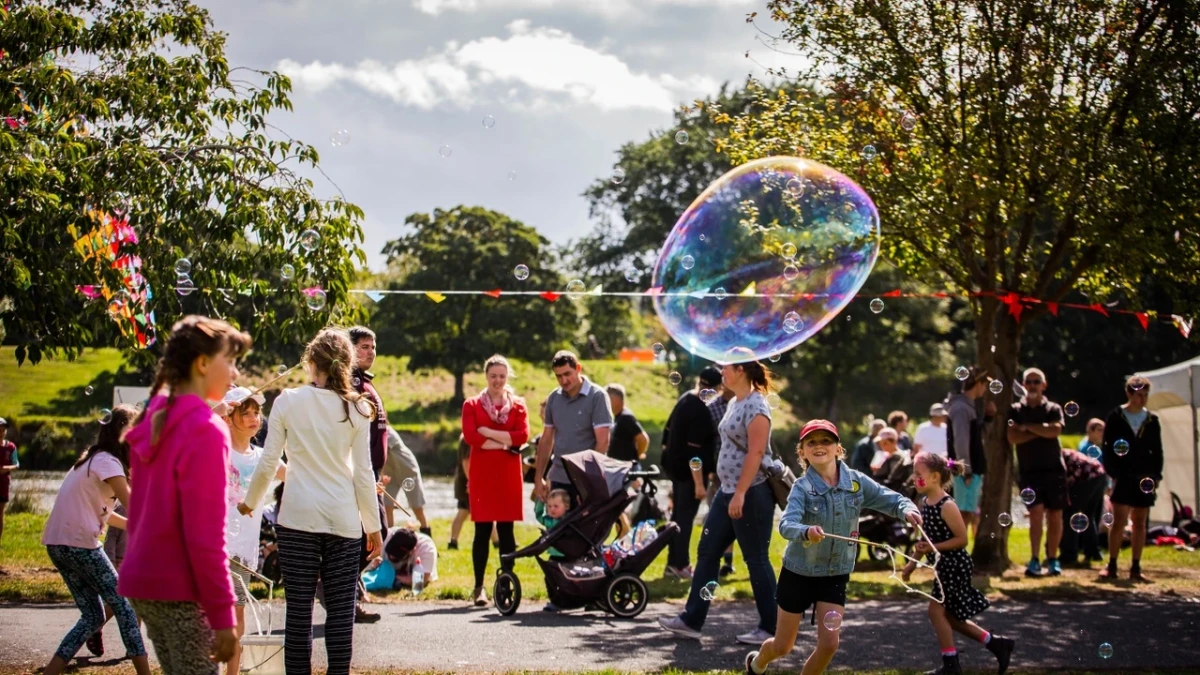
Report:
593,426,611,455
635,432,649,460
933,500,969,552
734,415,770,495
535,427,556,482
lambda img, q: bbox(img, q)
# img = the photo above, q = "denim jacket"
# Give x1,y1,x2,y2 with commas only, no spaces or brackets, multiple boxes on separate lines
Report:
778,460,917,577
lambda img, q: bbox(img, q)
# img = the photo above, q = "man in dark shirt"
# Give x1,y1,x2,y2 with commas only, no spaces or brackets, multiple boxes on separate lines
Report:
349,326,389,622
850,419,886,474
1007,366,1066,577
606,384,649,466
661,367,722,579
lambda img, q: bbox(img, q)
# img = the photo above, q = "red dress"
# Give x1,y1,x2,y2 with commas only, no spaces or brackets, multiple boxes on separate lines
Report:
461,395,529,523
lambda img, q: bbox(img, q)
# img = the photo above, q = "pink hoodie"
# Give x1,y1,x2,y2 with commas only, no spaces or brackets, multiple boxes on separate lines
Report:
117,394,236,631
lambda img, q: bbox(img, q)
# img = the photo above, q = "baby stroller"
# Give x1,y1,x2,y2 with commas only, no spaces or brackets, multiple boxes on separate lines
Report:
494,450,679,619
856,458,917,562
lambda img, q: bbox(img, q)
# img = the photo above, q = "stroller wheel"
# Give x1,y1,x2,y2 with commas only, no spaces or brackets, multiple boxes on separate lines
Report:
493,571,521,616
605,574,648,619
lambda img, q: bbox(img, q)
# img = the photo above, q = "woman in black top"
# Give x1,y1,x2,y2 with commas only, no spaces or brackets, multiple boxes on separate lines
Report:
1100,375,1163,582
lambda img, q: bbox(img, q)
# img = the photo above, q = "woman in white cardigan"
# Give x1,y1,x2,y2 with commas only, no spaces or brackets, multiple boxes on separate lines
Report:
240,328,381,675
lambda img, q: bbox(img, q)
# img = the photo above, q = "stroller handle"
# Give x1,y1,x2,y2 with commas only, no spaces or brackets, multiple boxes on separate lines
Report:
626,463,661,479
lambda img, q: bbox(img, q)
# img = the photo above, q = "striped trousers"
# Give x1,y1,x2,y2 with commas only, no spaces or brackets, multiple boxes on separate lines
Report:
275,525,362,675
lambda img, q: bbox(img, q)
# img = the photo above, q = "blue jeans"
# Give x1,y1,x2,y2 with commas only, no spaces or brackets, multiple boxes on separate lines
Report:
680,482,777,633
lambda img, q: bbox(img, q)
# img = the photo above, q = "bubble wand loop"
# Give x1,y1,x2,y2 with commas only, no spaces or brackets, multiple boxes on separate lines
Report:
813,529,946,603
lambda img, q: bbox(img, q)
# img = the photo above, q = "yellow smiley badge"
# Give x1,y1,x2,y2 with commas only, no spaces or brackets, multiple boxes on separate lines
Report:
850,480,861,493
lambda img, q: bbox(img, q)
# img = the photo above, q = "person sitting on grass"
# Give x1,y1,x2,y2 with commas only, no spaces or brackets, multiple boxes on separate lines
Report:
364,527,438,591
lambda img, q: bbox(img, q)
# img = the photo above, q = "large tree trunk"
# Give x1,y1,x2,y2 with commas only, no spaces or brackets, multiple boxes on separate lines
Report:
971,301,1023,573
452,369,466,409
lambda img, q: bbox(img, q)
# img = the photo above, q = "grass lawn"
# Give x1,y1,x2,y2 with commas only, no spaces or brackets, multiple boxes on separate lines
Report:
4,512,1198,605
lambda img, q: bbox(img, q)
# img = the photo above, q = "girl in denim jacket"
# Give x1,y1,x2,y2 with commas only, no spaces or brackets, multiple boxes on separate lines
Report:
745,419,921,675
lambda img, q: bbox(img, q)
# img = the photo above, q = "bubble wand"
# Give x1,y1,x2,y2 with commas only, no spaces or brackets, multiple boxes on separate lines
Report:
809,523,946,603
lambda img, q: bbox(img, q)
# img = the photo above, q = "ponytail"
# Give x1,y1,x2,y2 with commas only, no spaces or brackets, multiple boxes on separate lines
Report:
304,328,376,423
916,452,967,487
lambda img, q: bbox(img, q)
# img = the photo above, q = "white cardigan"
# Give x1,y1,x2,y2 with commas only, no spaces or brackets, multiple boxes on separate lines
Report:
244,386,380,539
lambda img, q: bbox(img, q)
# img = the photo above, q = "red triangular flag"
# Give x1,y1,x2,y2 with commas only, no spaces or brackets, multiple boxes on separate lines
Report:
646,286,663,296
882,289,903,298
1089,303,1109,318
1135,313,1149,331
483,289,502,298
1046,302,1059,316
932,292,948,298
540,291,561,302
1002,292,1024,322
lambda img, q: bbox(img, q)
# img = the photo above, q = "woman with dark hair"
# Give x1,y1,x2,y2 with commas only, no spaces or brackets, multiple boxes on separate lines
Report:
241,328,382,675
40,405,150,675
461,354,529,607
659,354,780,646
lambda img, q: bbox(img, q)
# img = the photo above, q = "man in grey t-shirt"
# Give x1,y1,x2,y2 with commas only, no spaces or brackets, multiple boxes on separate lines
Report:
534,350,614,505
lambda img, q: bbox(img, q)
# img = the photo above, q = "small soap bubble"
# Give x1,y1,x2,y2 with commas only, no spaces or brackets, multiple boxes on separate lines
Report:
98,408,113,425
624,267,640,283
652,342,665,356
1085,444,1102,460
1020,488,1036,505
1139,477,1155,493
1098,643,1113,659
782,264,800,281
998,513,1012,527
989,380,1004,395
675,130,689,145
566,279,586,294
352,376,362,388
305,289,327,311
300,229,320,252
955,366,970,381
276,364,289,375
766,393,782,410
781,243,798,260
514,264,530,281
785,178,805,197
699,580,718,601
861,144,878,161
402,477,416,492
439,144,452,158
681,255,695,270
280,264,295,281
1113,439,1130,456
330,129,351,147
507,170,517,181
174,258,192,275
1129,381,1147,392
768,353,781,363
714,287,727,299
1064,401,1080,417
900,112,918,131
176,277,196,296
1101,512,1115,527
482,115,496,129
84,385,94,396
1006,419,1015,428
611,167,626,184
699,389,717,403
1070,513,1090,532
869,298,884,314
822,610,843,631
689,457,703,472
668,371,683,386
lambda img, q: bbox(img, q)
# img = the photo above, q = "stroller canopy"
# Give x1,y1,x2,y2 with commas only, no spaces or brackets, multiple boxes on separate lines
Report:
562,451,631,504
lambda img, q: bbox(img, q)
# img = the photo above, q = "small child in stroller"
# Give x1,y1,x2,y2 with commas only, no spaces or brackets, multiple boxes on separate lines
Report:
535,489,571,560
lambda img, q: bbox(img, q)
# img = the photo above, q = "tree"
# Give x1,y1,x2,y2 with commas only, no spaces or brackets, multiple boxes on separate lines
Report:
1,0,366,369
715,0,1200,569
373,206,575,406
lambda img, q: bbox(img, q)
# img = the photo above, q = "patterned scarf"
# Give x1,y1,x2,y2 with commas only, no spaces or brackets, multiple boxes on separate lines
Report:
479,388,514,425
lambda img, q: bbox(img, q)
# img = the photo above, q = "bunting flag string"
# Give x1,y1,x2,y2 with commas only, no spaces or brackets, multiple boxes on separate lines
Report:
336,287,1191,338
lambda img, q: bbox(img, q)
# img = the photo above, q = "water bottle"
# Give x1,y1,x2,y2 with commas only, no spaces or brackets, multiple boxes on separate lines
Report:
412,557,424,596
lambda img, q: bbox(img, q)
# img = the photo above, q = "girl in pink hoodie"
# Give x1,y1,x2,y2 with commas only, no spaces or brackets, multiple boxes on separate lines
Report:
118,315,251,673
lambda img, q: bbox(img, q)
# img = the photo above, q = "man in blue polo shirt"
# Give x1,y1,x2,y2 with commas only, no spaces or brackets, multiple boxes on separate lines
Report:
534,351,614,506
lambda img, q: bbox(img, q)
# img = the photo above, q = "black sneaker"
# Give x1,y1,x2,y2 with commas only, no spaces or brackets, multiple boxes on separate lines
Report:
720,563,735,578
85,630,104,657
987,636,1015,675
924,653,962,675
420,527,432,537
354,608,381,624
447,539,459,550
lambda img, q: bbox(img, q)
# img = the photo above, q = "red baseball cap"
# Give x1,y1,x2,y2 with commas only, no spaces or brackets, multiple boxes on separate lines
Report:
799,419,839,443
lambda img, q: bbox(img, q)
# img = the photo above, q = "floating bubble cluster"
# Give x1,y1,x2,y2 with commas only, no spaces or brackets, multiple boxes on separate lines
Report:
651,158,880,364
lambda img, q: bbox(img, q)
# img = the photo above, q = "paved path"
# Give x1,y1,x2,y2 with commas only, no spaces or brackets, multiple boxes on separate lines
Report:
2,596,1197,672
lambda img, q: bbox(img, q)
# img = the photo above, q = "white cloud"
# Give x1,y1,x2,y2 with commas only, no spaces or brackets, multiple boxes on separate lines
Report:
278,22,718,112
411,0,754,17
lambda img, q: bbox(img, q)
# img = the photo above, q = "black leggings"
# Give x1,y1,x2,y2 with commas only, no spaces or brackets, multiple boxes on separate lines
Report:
276,525,361,675
473,521,516,588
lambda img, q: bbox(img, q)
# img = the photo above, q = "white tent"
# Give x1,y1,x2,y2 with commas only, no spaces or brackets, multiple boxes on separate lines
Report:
1135,357,1200,523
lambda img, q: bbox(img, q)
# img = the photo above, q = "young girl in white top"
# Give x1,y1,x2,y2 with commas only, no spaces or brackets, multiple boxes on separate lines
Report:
240,328,381,675
220,386,286,675
40,405,150,675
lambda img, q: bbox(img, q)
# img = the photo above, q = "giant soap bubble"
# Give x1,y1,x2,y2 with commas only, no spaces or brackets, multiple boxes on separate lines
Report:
651,157,880,363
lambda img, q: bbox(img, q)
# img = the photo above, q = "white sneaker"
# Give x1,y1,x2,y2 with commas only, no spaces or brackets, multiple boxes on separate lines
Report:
658,615,702,639
664,565,694,580
736,628,774,645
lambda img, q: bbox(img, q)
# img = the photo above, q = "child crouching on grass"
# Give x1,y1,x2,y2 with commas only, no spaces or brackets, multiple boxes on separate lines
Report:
902,453,1015,675
746,419,922,675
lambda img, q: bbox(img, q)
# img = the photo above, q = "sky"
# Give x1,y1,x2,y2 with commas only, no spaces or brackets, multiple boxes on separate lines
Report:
198,0,805,270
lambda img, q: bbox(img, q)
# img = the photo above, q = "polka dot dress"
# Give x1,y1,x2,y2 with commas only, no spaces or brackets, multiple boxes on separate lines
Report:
921,495,990,621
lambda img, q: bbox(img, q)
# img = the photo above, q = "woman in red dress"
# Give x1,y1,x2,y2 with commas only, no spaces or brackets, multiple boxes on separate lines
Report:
461,354,529,607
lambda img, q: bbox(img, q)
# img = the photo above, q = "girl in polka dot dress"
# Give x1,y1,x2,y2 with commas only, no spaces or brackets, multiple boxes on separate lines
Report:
902,453,1015,675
